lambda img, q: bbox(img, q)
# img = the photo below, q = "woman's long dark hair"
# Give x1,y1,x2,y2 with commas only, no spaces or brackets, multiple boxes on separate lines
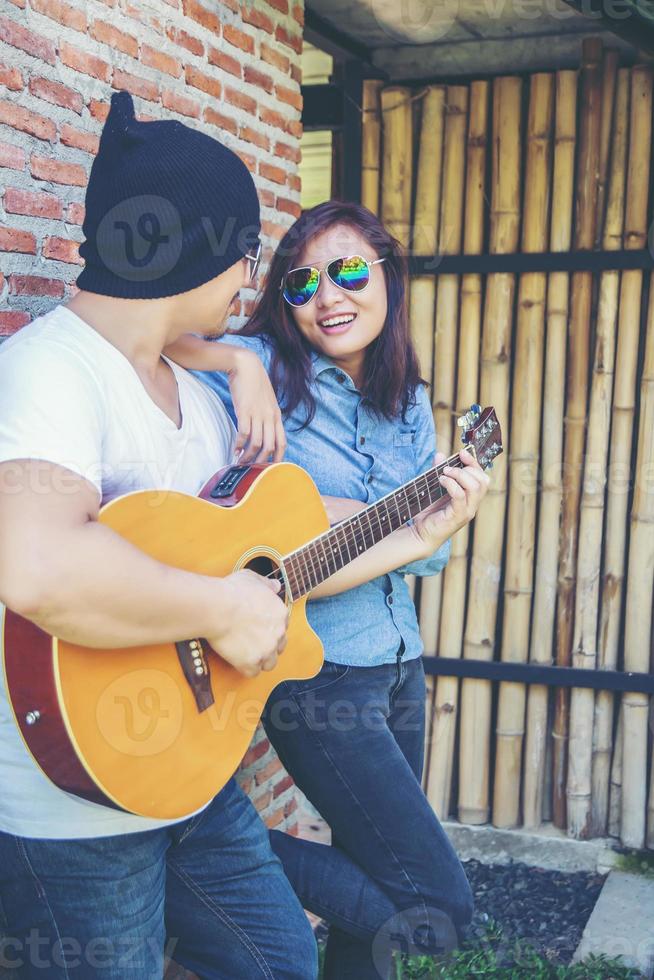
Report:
239,200,424,427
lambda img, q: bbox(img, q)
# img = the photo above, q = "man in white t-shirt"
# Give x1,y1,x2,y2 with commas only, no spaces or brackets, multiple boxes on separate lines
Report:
0,92,317,979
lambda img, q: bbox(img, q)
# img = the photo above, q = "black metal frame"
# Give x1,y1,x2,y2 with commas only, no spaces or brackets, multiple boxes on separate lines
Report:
423,657,654,694
409,248,654,276
304,7,381,72
563,0,654,54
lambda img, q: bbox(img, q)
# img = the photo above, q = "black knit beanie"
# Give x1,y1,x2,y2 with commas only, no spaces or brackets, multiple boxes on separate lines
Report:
77,91,261,299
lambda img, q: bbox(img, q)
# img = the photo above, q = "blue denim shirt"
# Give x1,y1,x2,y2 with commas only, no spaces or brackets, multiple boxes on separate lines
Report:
194,334,450,667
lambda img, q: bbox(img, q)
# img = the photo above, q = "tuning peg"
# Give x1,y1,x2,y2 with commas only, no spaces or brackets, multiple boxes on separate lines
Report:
461,429,471,445
471,403,481,417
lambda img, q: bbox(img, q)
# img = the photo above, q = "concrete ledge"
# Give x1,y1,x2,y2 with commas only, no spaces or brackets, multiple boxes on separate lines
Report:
442,820,619,874
573,871,654,978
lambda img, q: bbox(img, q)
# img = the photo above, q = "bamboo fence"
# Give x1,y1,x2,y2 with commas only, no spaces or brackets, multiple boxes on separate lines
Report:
406,85,447,786
587,68,630,838
426,84,470,818
552,38,603,830
458,75,522,826
617,65,654,850
566,59,622,840
428,80,488,813
523,69,578,829
492,73,554,829
373,38,653,847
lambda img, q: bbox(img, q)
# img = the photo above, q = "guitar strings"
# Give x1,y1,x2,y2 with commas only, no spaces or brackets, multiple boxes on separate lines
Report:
275,453,470,597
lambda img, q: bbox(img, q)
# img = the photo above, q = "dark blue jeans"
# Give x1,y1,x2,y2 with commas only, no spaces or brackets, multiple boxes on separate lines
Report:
0,778,317,980
264,653,474,980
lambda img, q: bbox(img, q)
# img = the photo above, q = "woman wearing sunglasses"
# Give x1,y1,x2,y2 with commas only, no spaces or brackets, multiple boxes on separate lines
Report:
165,201,486,979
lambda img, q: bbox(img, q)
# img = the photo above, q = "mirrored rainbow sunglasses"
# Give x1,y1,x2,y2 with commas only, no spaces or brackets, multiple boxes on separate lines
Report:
281,254,387,308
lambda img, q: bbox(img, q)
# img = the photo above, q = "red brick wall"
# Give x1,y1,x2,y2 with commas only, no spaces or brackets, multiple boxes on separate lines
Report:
0,0,303,335
0,0,304,833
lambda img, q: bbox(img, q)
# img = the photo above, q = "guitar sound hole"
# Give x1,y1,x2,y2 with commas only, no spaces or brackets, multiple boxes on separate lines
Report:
243,556,287,603
245,555,275,577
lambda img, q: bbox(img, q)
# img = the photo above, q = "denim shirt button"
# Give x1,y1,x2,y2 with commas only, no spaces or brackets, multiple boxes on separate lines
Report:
359,436,366,446
387,595,394,606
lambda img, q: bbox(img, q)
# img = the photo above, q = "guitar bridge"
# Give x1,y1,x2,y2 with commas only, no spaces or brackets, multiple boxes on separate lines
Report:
175,639,215,713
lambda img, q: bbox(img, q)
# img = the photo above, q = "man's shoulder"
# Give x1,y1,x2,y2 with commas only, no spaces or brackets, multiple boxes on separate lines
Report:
0,310,108,436
0,307,103,382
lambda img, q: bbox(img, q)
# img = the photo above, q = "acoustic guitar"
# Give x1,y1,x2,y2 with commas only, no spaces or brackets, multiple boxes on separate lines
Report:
2,406,501,819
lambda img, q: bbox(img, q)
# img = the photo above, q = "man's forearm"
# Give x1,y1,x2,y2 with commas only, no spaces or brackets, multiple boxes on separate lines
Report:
18,520,236,648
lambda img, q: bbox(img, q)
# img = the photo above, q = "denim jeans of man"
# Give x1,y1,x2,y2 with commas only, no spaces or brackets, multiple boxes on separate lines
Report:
264,652,474,980
0,778,317,980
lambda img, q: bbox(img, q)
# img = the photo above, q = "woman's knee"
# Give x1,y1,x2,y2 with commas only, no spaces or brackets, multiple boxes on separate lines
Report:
409,859,474,944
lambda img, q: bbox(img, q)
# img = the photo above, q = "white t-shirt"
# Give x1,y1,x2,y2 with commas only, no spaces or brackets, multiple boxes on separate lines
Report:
0,305,235,838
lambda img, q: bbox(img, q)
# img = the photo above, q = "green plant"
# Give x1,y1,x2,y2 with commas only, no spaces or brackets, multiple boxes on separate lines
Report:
317,919,643,979
612,848,654,879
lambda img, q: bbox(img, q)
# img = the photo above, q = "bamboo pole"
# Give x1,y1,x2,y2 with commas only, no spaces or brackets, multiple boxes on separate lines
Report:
595,51,619,245
424,85,469,818
619,66,654,850
381,87,414,249
419,578,443,660
588,69,636,838
431,80,488,815
409,86,446,387
552,37,603,830
523,70,578,829
599,65,653,847
362,79,384,216
405,88,447,791
566,64,624,840
492,74,554,829
432,85,468,445
648,751,654,851
457,76,522,825
423,674,436,793
622,267,654,849
438,78,488,683
608,701,623,838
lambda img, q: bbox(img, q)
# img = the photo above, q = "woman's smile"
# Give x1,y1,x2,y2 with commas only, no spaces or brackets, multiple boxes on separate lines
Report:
317,311,358,335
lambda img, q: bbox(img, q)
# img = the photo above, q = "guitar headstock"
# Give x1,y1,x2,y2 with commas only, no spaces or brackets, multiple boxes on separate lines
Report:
457,404,503,470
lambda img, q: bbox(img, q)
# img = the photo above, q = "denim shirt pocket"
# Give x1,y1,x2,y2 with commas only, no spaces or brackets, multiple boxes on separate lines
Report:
393,429,417,460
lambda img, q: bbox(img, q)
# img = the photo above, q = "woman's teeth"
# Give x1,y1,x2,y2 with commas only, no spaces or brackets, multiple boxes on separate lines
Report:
320,314,357,329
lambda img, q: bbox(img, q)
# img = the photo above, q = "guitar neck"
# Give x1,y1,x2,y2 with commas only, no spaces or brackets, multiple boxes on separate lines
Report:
281,449,468,601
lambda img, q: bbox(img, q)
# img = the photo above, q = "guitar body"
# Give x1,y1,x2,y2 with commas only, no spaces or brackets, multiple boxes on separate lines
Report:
2,462,327,820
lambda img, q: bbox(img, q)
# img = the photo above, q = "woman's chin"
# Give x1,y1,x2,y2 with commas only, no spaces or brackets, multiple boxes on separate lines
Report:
315,329,369,357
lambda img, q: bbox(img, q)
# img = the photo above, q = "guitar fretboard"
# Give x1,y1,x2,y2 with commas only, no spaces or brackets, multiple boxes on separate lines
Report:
282,450,466,600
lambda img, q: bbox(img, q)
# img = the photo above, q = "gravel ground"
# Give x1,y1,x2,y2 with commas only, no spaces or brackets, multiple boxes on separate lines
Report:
314,860,606,968
462,858,607,965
